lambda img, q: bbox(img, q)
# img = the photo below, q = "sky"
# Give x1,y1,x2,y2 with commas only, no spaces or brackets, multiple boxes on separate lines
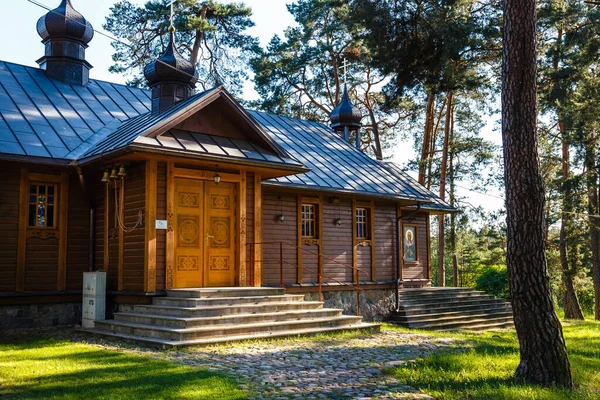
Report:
0,0,504,214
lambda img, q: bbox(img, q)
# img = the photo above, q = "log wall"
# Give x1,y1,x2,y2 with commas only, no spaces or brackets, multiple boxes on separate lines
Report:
0,161,89,294
261,188,431,285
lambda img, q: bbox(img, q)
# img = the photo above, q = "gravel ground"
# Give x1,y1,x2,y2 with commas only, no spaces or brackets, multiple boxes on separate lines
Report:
6,327,471,399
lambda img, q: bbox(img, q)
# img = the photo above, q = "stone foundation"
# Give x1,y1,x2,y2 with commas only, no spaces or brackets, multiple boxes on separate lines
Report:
0,303,81,330
302,288,395,322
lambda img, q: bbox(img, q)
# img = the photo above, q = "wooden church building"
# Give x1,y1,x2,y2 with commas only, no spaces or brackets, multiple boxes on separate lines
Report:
0,0,453,330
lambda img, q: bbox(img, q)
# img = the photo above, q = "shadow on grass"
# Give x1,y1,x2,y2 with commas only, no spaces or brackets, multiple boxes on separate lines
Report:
387,321,600,400
0,337,246,400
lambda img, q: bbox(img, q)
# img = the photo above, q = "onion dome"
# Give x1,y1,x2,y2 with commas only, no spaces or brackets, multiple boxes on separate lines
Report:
144,27,197,87
36,0,94,45
330,85,362,129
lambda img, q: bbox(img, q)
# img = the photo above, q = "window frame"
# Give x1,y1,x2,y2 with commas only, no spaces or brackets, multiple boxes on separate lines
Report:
28,182,59,229
355,207,370,240
301,203,318,238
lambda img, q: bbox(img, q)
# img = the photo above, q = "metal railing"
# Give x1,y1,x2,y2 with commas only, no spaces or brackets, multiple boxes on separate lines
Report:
246,241,370,316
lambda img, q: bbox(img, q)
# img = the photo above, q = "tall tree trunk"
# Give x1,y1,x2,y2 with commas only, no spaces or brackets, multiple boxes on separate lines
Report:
449,101,458,288
559,133,584,320
426,97,448,190
190,5,209,67
368,109,384,160
437,90,454,287
419,92,435,185
502,0,573,387
584,131,600,321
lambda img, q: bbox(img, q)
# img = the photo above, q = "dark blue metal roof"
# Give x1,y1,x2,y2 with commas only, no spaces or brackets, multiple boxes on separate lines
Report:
250,110,454,207
0,60,453,207
0,61,150,159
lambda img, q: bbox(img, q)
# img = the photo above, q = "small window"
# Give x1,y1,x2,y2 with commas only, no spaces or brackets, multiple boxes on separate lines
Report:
28,183,57,228
356,207,369,239
301,204,317,238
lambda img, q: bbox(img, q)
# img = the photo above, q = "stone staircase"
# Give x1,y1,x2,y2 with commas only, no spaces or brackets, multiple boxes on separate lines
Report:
90,287,379,347
387,287,514,331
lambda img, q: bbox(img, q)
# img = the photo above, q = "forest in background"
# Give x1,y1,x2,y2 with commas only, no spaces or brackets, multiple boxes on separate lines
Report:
103,0,600,321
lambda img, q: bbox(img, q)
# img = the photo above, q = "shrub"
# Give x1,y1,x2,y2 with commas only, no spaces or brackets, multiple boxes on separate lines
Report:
475,265,509,299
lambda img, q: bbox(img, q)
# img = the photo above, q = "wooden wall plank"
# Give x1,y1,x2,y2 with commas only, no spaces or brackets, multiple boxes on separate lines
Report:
118,178,125,291
57,172,69,291
144,160,157,293
351,199,357,282
253,173,262,287
426,213,431,280
103,183,109,271
370,200,376,281
237,171,247,286
16,168,28,292
296,194,302,284
166,162,175,290
397,205,403,282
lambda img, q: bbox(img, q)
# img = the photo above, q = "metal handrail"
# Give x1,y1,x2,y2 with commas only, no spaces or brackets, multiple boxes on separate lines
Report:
247,241,370,316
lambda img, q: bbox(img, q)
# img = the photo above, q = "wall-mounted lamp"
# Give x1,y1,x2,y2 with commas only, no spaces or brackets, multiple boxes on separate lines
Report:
117,165,126,177
335,218,343,226
101,170,110,183
213,172,221,185
277,214,285,223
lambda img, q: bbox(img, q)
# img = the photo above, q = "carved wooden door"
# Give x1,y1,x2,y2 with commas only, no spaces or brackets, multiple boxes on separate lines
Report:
174,178,205,288
204,182,236,287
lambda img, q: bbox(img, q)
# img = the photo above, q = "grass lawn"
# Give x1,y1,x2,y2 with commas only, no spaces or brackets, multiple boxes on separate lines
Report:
384,318,600,399
0,337,246,400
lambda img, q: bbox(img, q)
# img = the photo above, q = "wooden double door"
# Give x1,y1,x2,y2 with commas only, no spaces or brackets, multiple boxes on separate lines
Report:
173,177,236,288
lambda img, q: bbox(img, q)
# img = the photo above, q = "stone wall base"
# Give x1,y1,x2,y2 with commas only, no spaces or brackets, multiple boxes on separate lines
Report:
0,303,81,330
302,288,395,322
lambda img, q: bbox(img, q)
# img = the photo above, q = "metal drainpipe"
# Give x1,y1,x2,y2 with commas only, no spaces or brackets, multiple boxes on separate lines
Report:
395,203,422,312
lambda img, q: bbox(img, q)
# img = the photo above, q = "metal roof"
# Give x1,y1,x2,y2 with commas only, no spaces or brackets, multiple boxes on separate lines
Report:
0,61,150,159
251,110,453,206
0,60,453,208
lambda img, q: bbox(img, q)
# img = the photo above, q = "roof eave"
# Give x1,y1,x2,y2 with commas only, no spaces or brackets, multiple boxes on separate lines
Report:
262,180,436,205
76,144,310,175
0,152,71,166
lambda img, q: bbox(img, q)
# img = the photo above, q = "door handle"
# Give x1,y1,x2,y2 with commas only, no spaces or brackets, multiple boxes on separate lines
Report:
206,233,215,246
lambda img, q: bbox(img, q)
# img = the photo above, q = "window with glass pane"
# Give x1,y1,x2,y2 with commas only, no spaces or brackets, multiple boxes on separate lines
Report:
28,183,57,228
356,208,368,239
301,204,317,238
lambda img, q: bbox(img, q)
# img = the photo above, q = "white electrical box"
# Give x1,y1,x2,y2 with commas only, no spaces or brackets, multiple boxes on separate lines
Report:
82,271,106,329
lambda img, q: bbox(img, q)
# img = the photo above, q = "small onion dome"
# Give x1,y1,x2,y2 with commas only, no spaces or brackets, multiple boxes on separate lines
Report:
36,0,94,45
330,85,362,128
144,27,196,88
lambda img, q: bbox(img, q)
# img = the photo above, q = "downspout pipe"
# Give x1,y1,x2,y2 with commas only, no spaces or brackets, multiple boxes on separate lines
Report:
75,166,95,272
395,203,423,312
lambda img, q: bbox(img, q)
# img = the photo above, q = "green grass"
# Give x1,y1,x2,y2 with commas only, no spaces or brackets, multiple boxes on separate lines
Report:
383,319,600,399
0,338,246,400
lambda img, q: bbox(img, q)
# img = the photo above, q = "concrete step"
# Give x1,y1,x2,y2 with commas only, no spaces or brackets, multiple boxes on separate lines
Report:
166,287,286,298
398,289,486,299
133,301,324,318
114,308,343,329
153,294,305,307
389,307,513,323
397,294,498,306
84,323,381,348
395,301,512,316
94,315,365,341
396,298,506,310
407,315,514,331
398,287,476,296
